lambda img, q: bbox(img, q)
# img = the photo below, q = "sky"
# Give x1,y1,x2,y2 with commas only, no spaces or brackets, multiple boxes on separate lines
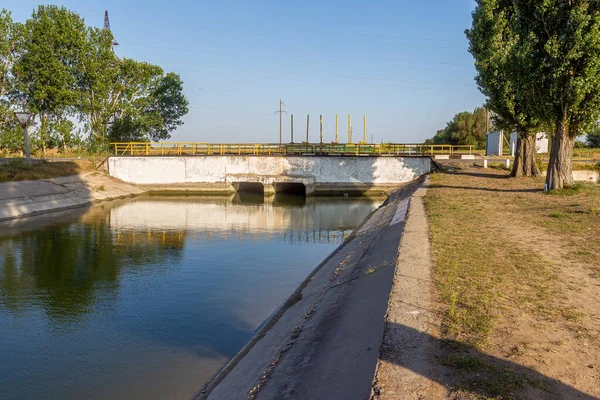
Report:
8,0,483,144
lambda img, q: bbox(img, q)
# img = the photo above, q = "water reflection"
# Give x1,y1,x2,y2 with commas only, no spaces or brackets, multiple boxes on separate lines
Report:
0,223,184,325
0,195,381,400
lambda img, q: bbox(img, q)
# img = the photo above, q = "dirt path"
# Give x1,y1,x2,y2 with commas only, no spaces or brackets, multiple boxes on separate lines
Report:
374,167,599,399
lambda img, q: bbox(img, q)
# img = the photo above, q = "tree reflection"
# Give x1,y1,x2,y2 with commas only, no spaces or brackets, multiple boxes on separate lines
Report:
0,222,185,324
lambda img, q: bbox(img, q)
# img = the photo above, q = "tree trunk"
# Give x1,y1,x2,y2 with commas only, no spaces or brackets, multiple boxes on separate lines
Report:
40,114,47,157
545,119,574,190
511,131,541,178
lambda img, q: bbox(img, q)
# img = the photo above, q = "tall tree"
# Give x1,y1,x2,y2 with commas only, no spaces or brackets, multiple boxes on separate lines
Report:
76,26,119,146
514,0,600,189
12,5,86,155
467,0,542,177
0,9,24,150
0,9,22,98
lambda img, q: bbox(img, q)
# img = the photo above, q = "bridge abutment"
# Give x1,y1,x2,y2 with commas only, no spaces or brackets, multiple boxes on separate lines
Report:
108,156,432,196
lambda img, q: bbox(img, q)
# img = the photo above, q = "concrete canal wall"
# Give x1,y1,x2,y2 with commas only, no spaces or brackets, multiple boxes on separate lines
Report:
107,156,433,195
0,172,144,222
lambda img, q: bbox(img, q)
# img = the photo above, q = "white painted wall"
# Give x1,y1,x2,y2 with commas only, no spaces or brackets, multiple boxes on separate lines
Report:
509,132,549,155
108,156,431,187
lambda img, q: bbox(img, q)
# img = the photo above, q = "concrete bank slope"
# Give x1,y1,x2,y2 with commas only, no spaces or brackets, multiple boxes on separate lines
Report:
371,177,446,399
200,179,424,400
0,172,144,222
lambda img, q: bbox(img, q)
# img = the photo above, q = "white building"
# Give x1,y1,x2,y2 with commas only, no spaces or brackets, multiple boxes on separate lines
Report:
509,132,549,155
486,131,549,156
486,131,504,156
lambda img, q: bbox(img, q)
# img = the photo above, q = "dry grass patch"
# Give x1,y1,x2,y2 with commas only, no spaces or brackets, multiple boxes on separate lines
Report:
425,167,600,399
0,159,95,182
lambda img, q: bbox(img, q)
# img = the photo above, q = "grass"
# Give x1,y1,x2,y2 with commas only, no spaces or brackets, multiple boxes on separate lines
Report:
0,159,95,182
425,167,600,398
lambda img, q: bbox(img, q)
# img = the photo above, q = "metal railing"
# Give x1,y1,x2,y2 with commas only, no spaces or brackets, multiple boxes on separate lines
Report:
540,152,600,164
110,142,475,157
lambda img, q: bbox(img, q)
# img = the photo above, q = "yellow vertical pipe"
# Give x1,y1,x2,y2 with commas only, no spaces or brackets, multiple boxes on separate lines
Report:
348,115,352,144
363,115,367,144
335,114,339,143
319,115,323,143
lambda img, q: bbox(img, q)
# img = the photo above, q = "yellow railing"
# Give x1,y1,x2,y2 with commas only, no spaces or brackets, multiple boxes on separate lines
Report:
540,153,600,164
110,142,475,156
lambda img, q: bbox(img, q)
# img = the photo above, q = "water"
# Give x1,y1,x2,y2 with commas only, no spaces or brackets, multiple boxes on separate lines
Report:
0,194,381,400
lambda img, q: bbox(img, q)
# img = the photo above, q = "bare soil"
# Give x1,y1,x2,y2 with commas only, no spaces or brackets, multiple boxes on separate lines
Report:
375,167,599,399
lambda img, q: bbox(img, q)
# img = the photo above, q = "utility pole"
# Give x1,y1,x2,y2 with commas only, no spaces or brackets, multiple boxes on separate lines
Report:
275,100,287,147
363,115,367,144
335,114,339,143
14,111,32,166
306,115,310,143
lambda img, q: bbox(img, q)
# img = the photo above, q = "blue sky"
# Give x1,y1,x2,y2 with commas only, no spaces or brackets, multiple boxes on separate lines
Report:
9,0,482,143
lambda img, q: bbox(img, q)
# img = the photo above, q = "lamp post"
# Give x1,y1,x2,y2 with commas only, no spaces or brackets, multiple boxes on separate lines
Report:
14,111,32,165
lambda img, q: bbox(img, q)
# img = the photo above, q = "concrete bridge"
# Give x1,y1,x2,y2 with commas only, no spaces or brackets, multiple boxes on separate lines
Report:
108,155,433,196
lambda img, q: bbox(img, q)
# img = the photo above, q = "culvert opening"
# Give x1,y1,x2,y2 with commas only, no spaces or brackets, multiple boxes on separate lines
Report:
275,182,307,196
234,182,264,195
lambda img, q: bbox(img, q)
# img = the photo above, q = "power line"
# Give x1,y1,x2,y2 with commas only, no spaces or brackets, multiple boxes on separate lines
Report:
144,55,466,75
188,104,274,116
158,64,475,93
193,86,271,105
158,60,472,88
121,43,467,68
112,16,466,47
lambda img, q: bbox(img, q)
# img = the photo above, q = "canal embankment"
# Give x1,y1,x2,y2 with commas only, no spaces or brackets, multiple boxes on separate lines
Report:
200,178,425,400
0,171,144,222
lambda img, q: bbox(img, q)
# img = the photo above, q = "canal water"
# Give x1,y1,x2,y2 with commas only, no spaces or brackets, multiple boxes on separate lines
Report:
0,194,381,400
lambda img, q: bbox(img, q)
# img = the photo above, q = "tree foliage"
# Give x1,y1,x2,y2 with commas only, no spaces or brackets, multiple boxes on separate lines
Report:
0,6,188,155
429,107,488,149
514,0,600,188
467,0,542,177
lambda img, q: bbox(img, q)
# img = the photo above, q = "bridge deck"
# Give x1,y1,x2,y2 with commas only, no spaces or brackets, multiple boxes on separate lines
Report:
110,142,474,157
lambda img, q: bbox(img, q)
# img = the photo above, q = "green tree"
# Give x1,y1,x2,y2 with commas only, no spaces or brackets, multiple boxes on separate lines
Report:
75,26,119,147
1,9,24,155
586,124,600,148
108,72,188,142
514,0,600,189
430,107,488,149
0,9,22,98
12,5,87,155
467,0,542,177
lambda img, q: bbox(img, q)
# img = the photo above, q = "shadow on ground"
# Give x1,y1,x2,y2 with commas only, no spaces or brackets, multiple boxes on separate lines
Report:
379,322,597,399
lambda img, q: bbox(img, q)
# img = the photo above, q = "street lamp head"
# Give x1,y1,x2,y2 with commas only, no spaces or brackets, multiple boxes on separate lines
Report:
14,111,32,128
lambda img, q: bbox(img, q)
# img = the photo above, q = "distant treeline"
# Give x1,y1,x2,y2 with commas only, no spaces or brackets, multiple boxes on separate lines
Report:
0,6,189,155
427,107,600,150
426,107,489,149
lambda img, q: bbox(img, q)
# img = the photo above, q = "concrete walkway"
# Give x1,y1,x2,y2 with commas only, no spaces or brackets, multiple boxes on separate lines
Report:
371,177,446,399
201,179,424,400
